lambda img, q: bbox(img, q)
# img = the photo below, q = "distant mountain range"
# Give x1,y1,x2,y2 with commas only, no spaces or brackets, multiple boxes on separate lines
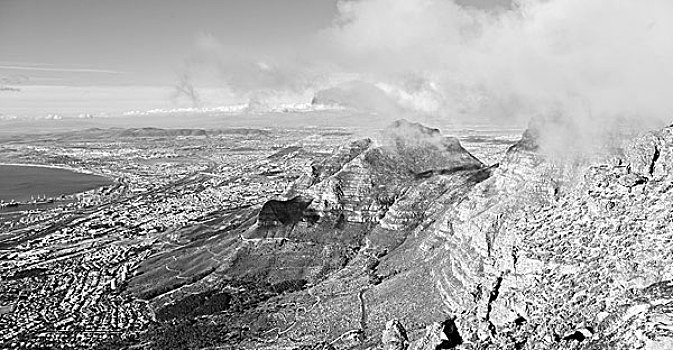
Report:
123,102,346,117
55,127,272,140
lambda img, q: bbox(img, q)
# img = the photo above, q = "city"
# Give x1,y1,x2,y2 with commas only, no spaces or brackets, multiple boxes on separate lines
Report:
0,126,355,349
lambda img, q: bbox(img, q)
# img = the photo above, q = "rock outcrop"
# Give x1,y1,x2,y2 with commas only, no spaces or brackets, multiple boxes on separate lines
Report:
257,196,315,227
408,318,463,350
382,319,409,350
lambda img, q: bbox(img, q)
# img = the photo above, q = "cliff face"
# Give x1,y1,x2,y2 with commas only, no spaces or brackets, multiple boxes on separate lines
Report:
257,196,315,227
264,119,486,231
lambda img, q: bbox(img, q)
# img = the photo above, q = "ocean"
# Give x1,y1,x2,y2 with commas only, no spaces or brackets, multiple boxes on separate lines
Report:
0,164,112,202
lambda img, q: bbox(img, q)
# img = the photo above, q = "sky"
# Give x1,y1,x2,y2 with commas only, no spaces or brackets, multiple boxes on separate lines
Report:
0,0,511,116
1,0,671,153
0,0,340,86
0,0,349,115
0,0,510,87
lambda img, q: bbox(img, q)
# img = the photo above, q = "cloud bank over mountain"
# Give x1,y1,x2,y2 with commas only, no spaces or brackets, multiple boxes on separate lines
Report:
177,0,673,154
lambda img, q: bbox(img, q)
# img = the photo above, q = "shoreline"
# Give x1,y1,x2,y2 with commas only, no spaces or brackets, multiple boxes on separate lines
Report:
0,162,110,178
0,163,115,204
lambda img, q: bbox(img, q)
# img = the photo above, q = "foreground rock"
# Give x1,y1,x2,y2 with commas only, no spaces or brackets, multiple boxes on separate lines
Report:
382,319,409,350
369,123,673,350
408,318,463,350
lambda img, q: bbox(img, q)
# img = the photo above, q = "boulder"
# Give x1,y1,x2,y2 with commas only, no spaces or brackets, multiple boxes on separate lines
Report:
382,319,409,350
409,318,462,350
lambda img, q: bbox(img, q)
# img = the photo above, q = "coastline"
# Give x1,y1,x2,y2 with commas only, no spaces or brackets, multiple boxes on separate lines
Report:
0,162,109,178
0,163,115,203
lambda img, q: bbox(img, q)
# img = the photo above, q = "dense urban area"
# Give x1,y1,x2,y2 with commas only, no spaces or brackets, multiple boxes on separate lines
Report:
0,127,358,348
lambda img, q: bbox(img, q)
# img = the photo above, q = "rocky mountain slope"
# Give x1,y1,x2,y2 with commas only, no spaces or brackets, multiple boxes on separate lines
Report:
370,124,673,350
128,120,673,350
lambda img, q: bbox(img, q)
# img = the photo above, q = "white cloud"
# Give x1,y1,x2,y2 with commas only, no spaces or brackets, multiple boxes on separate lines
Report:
179,0,673,154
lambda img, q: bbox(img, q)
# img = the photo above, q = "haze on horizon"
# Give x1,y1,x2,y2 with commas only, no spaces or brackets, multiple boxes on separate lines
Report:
1,0,672,151
0,0,513,118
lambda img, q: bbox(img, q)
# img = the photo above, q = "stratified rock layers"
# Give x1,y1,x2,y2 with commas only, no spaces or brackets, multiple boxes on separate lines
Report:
370,125,673,349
